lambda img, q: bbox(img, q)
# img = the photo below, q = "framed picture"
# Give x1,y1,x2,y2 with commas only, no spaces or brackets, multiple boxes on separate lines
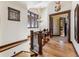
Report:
8,7,20,21
74,4,79,43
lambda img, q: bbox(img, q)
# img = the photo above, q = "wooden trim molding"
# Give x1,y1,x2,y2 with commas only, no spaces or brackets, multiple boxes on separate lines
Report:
49,10,71,16
49,10,71,43
71,42,79,57
0,39,28,53
30,30,43,55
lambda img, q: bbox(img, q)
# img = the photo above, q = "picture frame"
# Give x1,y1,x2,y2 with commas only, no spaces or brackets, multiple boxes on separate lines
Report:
8,7,20,21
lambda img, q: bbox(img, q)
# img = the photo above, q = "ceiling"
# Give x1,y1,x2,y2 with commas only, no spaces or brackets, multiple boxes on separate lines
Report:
19,1,51,9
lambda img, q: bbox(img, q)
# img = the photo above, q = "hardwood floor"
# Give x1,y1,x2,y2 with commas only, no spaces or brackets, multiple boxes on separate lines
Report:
42,38,77,57
14,37,77,57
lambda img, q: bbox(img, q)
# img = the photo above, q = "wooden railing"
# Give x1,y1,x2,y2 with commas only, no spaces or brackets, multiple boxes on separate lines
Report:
0,39,28,53
30,30,43,55
30,30,50,56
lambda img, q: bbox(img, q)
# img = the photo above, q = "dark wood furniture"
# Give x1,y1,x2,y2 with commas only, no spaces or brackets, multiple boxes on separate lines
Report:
49,10,71,42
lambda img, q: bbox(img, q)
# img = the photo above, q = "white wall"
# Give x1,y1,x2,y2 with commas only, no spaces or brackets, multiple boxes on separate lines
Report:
0,1,31,56
0,1,28,46
0,1,42,46
71,1,79,55
39,8,49,30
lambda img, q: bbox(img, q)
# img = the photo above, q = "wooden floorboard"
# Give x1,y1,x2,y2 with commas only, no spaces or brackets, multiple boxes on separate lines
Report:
42,38,77,57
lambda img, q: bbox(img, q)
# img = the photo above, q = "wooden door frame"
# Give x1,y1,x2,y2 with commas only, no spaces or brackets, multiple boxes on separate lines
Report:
49,10,71,43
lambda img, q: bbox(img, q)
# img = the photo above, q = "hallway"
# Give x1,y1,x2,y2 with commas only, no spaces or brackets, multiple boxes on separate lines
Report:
0,1,79,57
42,38,77,57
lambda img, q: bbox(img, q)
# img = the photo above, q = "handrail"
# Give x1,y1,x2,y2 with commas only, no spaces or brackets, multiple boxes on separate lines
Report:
30,30,50,55
0,39,28,53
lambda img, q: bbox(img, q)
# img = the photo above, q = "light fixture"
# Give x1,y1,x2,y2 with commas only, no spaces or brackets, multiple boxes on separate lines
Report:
55,1,61,11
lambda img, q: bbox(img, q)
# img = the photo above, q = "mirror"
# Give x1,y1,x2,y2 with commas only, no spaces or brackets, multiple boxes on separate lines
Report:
74,4,79,43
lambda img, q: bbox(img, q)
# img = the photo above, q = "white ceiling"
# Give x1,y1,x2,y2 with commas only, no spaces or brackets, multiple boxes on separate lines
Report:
19,1,51,9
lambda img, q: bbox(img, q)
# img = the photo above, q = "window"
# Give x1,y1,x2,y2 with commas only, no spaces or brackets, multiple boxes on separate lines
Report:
27,10,38,28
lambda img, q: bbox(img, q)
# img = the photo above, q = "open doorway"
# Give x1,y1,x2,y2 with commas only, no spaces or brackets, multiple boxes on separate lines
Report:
49,10,71,43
